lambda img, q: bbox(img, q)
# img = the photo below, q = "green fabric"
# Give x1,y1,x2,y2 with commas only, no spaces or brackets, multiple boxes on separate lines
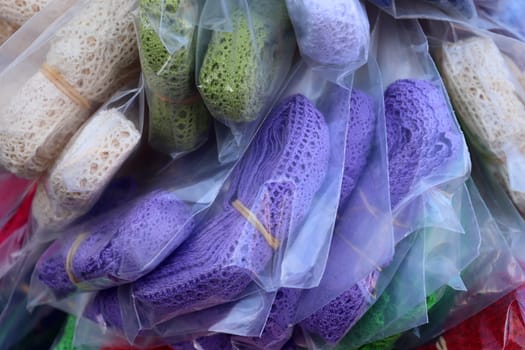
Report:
198,2,290,123
139,0,210,154
52,315,77,350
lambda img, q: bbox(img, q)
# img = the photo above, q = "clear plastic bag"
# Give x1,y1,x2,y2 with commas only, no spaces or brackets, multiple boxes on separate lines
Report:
430,21,525,217
368,0,476,21
195,0,296,162
0,171,33,230
285,0,370,87
475,0,525,41
138,0,211,157
372,13,471,243
292,55,393,346
0,0,139,179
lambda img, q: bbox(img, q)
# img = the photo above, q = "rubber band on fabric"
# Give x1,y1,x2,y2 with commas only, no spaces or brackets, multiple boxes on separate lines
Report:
65,233,88,285
232,199,280,250
154,92,202,105
40,63,93,110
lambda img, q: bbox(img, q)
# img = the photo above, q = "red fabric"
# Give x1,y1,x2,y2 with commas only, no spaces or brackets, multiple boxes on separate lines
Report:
0,183,36,246
0,174,32,219
418,285,525,350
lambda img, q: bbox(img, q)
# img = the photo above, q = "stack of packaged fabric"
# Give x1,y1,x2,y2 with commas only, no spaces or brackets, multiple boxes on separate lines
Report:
0,0,524,349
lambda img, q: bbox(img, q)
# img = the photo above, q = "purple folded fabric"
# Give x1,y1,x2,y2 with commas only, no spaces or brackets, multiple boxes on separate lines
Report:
339,90,376,207
84,288,124,331
385,79,461,208
301,272,378,343
195,334,233,350
127,94,330,322
37,190,193,297
232,288,301,350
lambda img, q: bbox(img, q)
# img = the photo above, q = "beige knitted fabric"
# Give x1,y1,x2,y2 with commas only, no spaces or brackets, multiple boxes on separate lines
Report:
0,0,49,26
32,183,77,231
46,108,140,212
439,36,525,213
0,0,138,179
0,19,18,44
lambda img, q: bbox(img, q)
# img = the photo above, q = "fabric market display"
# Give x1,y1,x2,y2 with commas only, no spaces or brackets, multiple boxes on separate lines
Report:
0,0,139,179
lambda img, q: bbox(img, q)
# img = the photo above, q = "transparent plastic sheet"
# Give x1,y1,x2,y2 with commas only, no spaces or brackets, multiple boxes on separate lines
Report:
371,13,471,244
416,283,525,350
394,172,525,349
138,0,212,158
28,83,144,237
291,55,393,347
285,0,369,87
76,60,351,343
428,21,525,218
474,0,525,41
368,0,476,21
0,0,139,180
333,232,427,350
195,0,296,162
0,0,50,46
0,170,33,230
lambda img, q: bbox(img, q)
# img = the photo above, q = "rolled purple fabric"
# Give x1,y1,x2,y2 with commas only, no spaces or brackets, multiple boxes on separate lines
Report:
232,288,302,350
128,94,330,323
36,190,193,296
301,272,378,343
84,288,124,331
385,79,461,208
195,334,233,350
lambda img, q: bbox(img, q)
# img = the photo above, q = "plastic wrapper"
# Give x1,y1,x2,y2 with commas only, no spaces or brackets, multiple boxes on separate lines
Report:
196,0,295,161
0,0,50,26
139,0,211,157
30,85,143,233
475,0,525,40
293,56,393,346
0,0,139,179
368,0,476,21
0,171,33,230
0,19,18,45
372,14,471,244
77,61,353,340
285,0,370,86
417,283,525,350
431,22,525,217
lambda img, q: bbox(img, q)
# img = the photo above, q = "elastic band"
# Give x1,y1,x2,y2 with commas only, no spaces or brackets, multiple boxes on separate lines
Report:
40,63,92,110
232,199,280,250
65,233,87,285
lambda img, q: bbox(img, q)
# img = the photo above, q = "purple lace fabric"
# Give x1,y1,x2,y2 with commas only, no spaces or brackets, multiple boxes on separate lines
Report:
89,94,330,328
385,79,461,208
232,288,302,350
37,190,193,297
195,334,234,350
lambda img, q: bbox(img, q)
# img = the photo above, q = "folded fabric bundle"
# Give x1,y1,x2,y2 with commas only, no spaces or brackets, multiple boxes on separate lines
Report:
139,0,210,155
438,36,525,214
0,0,138,178
0,0,49,26
36,190,193,296
385,79,462,208
296,90,376,344
232,288,302,349
105,93,330,324
198,2,291,122
32,109,140,230
286,0,369,67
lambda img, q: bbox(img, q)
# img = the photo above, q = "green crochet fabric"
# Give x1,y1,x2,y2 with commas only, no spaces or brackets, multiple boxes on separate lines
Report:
139,0,210,154
52,315,76,350
198,5,287,123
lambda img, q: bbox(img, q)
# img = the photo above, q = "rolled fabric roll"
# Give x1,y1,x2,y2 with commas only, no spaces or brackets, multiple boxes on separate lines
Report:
36,190,194,296
198,3,291,123
195,334,234,350
286,0,369,67
301,272,378,344
385,79,462,208
369,0,475,18
232,288,302,350
438,36,525,214
139,0,210,155
0,0,49,26
0,0,138,178
120,94,330,323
